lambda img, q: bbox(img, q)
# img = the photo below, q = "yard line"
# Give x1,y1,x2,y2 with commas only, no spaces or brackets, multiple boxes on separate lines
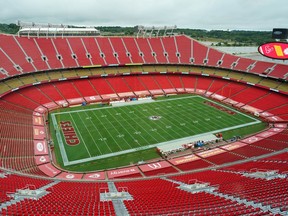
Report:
129,104,180,140
123,107,173,142
172,97,256,129
171,101,226,131
98,108,134,149
116,109,163,147
90,109,124,152
82,111,113,154
114,106,161,145
147,101,194,136
68,113,92,157
142,102,189,138
118,105,170,143
76,111,105,155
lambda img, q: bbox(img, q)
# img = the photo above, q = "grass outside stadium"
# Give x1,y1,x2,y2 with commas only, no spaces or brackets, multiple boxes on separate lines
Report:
49,94,267,172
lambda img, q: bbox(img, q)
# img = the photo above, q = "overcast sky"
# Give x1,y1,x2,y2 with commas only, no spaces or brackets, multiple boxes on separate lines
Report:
1,0,287,31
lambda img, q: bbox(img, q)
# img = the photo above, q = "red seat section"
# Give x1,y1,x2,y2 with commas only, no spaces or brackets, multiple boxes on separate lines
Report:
196,76,214,91
181,75,197,91
115,179,264,215
37,83,66,102
122,76,148,92
2,92,42,110
15,36,49,71
19,86,56,106
230,86,269,104
234,58,255,72
95,37,118,65
0,174,51,203
72,79,99,96
81,37,106,65
208,79,230,94
109,37,131,64
1,181,116,216
106,76,134,94
52,38,78,68
1,34,288,79
66,37,91,66
161,36,179,63
33,38,63,69
0,35,35,73
134,38,156,63
153,75,176,93
230,145,272,157
171,170,288,210
249,61,272,74
220,53,239,69
54,81,83,99
89,77,116,96
193,40,208,65
218,82,249,98
122,37,144,63
248,93,288,111
148,37,168,63
175,35,191,63
138,75,163,91
167,75,185,91
269,64,288,80
206,47,224,67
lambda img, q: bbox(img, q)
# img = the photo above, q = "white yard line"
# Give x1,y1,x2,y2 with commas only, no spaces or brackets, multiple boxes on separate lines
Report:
111,107,158,146
90,110,124,152
76,112,104,155
84,111,113,153
99,108,134,150
120,106,171,142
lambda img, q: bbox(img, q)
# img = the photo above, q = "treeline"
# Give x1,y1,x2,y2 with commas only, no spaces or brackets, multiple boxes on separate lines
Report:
0,23,272,46
93,26,273,46
0,23,19,34
180,29,272,46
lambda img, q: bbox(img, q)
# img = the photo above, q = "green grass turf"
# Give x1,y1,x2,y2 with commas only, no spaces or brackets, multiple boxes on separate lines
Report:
49,94,264,171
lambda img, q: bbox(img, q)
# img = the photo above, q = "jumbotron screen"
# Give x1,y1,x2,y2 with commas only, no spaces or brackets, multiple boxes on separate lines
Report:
258,42,288,60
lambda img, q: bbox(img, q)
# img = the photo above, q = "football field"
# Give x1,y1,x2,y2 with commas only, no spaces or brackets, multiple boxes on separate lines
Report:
50,95,261,168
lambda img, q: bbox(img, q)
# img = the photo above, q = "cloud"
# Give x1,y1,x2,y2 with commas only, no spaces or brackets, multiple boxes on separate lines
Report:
1,0,287,30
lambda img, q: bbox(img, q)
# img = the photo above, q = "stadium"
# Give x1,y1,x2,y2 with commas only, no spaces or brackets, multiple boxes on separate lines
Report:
0,21,288,216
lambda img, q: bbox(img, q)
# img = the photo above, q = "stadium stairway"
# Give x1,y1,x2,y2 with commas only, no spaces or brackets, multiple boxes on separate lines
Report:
161,176,283,215
107,182,130,216
0,180,59,212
